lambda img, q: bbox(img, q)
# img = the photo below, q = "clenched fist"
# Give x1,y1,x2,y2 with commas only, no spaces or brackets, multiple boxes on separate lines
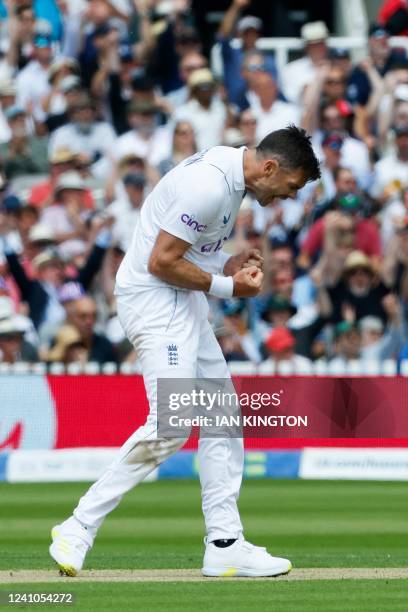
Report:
233,266,263,297
224,248,263,276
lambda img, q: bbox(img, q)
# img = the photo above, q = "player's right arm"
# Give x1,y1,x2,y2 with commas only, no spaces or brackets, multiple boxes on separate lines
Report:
148,230,263,298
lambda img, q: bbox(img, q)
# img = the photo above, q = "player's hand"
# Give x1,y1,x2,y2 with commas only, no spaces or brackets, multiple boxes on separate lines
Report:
241,248,263,270
224,248,263,276
232,266,263,297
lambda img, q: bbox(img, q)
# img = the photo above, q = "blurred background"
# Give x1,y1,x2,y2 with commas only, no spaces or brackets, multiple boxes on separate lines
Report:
0,0,407,380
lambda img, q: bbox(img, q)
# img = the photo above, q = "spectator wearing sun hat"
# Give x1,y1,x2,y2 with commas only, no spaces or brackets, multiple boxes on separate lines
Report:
48,92,117,178
24,223,56,272
281,20,330,105
172,68,227,150
41,57,80,122
45,324,87,365
38,170,88,260
0,314,39,363
29,148,95,210
0,218,110,332
322,250,391,325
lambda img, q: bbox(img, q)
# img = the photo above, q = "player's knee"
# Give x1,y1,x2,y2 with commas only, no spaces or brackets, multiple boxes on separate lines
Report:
123,437,187,465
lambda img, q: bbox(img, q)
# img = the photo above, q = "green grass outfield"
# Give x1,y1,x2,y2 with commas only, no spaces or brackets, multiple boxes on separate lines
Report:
0,479,407,610
0,581,407,612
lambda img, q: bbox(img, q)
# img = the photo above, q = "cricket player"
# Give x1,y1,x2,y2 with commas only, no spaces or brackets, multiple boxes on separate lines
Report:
50,125,320,577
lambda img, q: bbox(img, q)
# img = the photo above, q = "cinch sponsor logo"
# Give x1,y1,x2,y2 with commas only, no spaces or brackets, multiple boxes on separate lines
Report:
181,213,207,233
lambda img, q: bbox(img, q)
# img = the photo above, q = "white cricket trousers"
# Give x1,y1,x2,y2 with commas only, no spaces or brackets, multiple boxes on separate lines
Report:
73,286,244,542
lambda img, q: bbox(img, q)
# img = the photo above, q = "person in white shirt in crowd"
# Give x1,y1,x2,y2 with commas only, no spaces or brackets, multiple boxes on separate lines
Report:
106,172,146,252
114,99,171,168
0,315,39,363
261,326,312,373
172,68,227,150
371,124,408,203
104,153,149,204
327,321,361,369
281,21,330,106
378,81,408,152
40,171,88,260
48,91,116,178
156,121,197,178
16,31,55,124
41,57,80,119
248,72,300,141
359,295,405,362
237,108,258,147
0,80,18,143
380,186,408,246
166,51,208,111
297,132,349,220
239,50,275,109
218,298,262,363
26,223,56,260
304,99,372,191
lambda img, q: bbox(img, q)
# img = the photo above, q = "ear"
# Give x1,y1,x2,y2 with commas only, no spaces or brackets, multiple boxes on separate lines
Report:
263,158,279,177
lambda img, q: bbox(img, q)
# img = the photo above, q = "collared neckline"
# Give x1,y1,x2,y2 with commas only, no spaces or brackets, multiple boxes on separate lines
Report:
233,146,247,192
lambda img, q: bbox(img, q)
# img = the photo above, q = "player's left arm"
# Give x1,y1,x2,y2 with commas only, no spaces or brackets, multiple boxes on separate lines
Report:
148,230,214,291
148,230,263,297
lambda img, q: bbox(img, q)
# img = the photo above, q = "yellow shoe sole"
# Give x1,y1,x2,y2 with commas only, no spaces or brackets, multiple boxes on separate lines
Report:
50,527,78,577
57,563,77,577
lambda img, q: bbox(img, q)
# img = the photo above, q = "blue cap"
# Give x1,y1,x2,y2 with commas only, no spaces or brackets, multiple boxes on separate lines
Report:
369,23,389,38
3,195,21,212
118,42,133,62
34,34,52,48
4,104,25,121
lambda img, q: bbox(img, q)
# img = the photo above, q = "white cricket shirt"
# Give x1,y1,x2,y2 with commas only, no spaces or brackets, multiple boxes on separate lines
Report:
115,146,247,294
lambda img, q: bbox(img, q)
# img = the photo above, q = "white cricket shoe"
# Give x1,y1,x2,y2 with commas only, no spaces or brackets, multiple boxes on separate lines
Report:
202,538,292,577
49,517,94,576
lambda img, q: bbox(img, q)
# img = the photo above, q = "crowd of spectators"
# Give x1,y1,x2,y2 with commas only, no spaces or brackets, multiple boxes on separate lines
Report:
0,0,408,372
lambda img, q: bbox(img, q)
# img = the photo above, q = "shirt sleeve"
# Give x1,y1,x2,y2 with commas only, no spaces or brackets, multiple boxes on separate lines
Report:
159,165,223,245
216,249,232,274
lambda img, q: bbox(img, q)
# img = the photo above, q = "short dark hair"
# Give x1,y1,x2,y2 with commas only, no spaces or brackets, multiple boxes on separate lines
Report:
256,125,321,182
